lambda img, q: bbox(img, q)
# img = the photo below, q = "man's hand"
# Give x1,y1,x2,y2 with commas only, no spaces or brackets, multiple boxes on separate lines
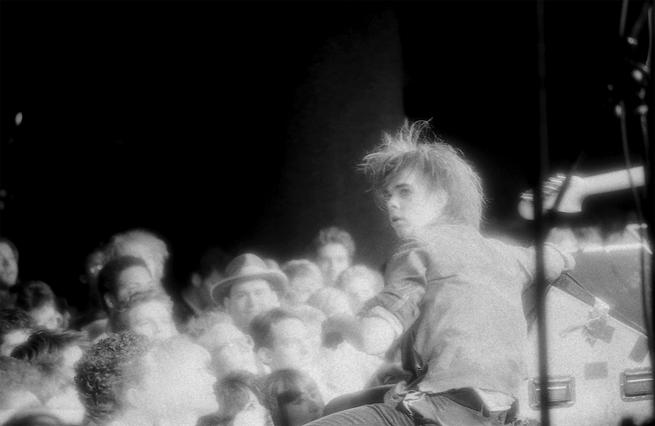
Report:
321,313,396,355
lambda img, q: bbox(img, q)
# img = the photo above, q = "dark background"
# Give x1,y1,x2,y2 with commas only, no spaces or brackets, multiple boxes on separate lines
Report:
1,1,651,310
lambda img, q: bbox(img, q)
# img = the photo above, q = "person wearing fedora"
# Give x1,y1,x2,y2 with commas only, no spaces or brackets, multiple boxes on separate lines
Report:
211,253,288,334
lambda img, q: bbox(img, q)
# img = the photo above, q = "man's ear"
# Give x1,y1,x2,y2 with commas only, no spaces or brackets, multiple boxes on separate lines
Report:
104,294,115,310
257,347,272,366
437,188,449,209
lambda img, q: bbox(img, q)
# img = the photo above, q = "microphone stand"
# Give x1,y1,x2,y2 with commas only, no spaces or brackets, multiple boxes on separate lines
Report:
535,1,552,425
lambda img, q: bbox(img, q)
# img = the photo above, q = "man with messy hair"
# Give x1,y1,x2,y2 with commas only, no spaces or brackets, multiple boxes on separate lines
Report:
313,121,575,425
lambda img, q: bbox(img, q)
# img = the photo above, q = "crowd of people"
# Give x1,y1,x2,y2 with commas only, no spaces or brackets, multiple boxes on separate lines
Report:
0,121,576,426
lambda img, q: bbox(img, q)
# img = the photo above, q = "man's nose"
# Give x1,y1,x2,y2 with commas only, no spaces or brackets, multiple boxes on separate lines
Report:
386,195,399,211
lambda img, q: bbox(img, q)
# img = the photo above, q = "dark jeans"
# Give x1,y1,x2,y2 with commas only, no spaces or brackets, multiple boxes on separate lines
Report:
323,385,394,416
309,389,512,426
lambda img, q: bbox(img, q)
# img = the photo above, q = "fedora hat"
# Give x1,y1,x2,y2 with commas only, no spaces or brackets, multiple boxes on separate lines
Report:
211,253,288,304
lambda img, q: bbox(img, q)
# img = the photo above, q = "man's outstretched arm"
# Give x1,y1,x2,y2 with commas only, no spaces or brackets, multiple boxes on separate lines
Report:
322,312,397,355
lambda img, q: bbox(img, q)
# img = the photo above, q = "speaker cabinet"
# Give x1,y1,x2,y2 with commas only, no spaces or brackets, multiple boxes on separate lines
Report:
517,272,653,426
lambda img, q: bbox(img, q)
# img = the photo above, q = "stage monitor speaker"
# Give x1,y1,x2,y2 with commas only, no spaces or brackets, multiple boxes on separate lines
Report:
517,272,653,426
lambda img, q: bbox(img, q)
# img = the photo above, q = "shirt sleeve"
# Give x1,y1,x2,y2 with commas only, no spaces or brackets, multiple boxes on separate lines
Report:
358,238,430,337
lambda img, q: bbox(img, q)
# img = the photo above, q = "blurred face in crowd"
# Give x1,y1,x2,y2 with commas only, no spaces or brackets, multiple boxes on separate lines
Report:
1,329,30,356
288,275,322,305
279,377,324,426
259,318,314,372
29,302,63,330
116,265,158,303
225,280,280,332
383,168,448,239
117,240,165,282
197,321,262,379
130,342,218,420
316,243,351,285
341,276,379,313
128,300,178,343
0,242,18,288
232,390,274,426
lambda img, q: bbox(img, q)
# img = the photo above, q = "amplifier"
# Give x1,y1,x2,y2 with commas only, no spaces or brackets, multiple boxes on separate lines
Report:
517,271,653,426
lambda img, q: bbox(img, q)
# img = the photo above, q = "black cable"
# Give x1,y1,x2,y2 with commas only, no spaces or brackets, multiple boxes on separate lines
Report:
617,101,653,348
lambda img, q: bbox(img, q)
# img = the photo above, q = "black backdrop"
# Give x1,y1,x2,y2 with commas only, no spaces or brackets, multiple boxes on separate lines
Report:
1,1,649,310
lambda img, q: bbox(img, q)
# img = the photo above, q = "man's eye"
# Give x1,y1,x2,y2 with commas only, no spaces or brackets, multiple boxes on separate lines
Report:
244,402,256,411
400,188,411,197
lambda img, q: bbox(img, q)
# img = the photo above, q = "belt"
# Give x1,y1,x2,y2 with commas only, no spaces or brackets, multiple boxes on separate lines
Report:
443,388,515,424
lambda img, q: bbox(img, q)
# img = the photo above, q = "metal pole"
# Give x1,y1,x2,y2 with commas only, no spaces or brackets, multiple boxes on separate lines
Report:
536,0,551,424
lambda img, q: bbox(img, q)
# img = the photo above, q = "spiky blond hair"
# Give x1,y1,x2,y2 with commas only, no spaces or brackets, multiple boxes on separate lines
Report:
359,120,485,230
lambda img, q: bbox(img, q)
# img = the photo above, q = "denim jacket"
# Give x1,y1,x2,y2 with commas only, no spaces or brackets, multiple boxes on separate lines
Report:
361,223,575,398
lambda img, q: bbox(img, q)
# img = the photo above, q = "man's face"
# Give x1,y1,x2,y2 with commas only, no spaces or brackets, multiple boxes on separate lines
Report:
116,265,159,303
383,169,448,239
288,276,322,305
342,277,378,313
264,318,314,371
316,243,351,285
280,378,325,426
0,243,18,288
137,343,218,418
231,390,274,426
225,279,280,332
29,303,63,330
199,322,262,379
128,300,178,343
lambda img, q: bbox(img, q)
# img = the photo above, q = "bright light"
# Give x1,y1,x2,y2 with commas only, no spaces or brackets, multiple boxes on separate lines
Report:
580,242,652,254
